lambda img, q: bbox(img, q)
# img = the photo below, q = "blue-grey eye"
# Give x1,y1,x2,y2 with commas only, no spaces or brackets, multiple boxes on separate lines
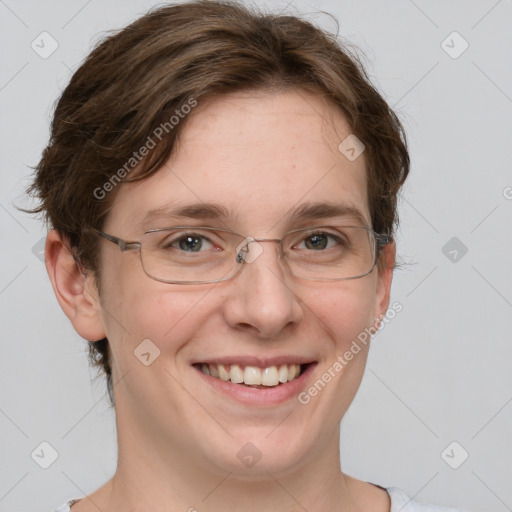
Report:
305,233,328,250
161,232,214,252
179,235,203,251
299,232,342,251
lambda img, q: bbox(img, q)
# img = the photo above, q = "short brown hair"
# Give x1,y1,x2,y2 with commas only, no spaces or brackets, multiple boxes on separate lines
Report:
27,0,410,405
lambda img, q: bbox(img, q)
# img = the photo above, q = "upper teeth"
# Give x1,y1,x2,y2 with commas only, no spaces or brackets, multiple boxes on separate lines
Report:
199,363,302,387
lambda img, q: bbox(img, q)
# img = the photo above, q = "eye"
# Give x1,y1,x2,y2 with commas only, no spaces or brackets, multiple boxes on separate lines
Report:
295,231,347,251
161,232,217,252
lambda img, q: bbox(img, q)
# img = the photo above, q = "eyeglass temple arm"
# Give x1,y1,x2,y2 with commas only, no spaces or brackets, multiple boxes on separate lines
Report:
94,229,140,252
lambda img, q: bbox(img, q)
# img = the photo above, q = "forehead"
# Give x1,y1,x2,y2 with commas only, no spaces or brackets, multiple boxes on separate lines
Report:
106,89,369,234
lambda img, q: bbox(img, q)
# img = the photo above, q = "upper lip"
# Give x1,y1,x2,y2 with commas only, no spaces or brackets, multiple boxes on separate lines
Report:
191,355,316,367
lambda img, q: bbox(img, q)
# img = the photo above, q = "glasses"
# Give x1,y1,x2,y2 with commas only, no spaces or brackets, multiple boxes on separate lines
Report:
93,225,390,284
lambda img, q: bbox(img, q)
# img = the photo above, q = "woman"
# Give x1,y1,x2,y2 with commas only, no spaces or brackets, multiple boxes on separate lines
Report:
29,1,461,510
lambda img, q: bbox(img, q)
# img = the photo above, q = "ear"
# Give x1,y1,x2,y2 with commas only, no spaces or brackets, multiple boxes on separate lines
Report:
371,241,395,332
45,230,106,341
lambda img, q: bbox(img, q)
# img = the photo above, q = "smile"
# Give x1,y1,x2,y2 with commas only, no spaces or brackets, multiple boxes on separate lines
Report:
193,362,305,388
190,354,318,405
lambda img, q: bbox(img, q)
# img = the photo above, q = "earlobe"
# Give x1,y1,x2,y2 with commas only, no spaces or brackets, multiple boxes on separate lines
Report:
45,230,106,341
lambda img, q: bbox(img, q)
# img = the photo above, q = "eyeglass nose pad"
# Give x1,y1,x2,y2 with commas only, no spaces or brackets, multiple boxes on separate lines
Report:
235,236,264,264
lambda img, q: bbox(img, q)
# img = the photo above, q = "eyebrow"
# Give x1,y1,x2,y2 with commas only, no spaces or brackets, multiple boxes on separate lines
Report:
139,201,369,230
139,203,236,230
289,202,368,227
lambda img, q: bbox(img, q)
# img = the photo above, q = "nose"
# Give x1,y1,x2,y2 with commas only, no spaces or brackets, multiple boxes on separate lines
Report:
222,239,303,338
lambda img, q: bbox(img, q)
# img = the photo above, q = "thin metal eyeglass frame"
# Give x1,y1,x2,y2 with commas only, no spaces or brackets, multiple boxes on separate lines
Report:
91,226,391,284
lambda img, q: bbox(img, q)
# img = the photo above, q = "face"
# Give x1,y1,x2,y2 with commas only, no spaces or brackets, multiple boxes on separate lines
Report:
90,89,394,478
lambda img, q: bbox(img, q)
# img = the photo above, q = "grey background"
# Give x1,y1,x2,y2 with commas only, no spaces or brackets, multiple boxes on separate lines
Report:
1,0,511,510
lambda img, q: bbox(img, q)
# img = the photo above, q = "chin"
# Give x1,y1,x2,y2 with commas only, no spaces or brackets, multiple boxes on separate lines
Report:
202,430,313,479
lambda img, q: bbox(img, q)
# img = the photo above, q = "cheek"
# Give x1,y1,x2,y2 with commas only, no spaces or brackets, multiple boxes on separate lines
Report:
101,265,212,356
305,279,377,348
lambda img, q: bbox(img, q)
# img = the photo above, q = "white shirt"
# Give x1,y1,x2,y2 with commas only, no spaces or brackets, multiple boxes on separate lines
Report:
52,486,462,511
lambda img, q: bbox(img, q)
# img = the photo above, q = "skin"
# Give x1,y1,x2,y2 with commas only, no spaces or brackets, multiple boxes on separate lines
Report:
46,88,395,511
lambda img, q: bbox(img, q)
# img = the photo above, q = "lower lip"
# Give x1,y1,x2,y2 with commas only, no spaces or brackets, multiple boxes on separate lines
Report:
192,363,317,406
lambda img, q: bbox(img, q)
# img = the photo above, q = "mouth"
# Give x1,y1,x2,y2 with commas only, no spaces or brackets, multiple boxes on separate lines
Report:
191,360,317,405
192,362,311,388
